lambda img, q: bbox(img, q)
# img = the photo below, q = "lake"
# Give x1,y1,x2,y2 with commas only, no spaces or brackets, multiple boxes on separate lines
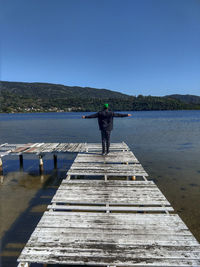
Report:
0,110,200,266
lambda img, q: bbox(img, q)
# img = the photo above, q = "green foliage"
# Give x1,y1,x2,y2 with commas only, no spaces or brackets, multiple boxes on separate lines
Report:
0,81,200,113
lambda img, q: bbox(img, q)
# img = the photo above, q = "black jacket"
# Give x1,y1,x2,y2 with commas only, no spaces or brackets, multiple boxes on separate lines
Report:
85,109,129,131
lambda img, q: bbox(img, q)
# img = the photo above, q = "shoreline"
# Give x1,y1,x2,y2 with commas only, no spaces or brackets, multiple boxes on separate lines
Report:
1,109,200,115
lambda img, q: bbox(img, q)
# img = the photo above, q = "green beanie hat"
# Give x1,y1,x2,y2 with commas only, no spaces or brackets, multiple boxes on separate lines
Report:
104,103,109,109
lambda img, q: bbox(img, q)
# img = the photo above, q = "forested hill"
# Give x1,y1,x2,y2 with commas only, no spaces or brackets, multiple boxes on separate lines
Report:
0,81,200,113
166,94,200,104
0,81,129,99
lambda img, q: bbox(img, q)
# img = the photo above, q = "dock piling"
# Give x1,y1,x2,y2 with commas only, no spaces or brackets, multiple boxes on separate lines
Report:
53,154,57,169
19,154,24,170
39,155,44,173
0,157,2,171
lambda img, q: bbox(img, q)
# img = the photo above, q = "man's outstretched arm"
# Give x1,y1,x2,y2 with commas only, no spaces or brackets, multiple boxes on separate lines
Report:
82,113,98,119
113,112,132,117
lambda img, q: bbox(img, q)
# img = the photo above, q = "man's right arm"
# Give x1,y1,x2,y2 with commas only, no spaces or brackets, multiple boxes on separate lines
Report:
82,113,98,119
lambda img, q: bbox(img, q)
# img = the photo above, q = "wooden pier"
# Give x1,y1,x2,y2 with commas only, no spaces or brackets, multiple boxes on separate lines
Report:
1,142,199,266
0,142,130,174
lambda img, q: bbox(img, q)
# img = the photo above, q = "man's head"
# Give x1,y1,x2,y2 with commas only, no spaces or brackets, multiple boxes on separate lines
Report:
104,103,109,109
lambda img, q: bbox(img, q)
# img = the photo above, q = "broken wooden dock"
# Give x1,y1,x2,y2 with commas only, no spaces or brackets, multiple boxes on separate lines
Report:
13,142,200,266
0,142,130,173
0,142,129,157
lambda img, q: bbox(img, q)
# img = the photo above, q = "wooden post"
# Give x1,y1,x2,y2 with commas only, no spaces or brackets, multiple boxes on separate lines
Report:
0,157,2,172
106,203,110,213
66,174,71,180
53,154,57,169
143,176,147,181
85,142,88,152
126,162,129,180
39,155,44,173
19,154,24,170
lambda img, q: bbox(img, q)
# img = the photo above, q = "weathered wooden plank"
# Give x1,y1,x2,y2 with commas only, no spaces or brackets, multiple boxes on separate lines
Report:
75,151,139,163
17,212,200,266
0,144,16,151
71,162,142,168
38,211,186,225
0,144,30,156
67,168,148,177
0,151,11,157
54,143,69,152
54,143,86,152
34,222,190,233
17,255,200,267
2,142,130,153
86,142,128,147
10,143,35,153
0,143,8,147
34,143,60,153
52,180,171,206
24,143,46,153
48,204,173,212
34,213,197,240
19,244,200,260
61,180,154,185
52,195,171,206
86,142,129,151
67,163,148,177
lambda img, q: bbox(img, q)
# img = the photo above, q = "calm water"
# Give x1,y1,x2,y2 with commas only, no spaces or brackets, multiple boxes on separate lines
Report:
0,110,200,266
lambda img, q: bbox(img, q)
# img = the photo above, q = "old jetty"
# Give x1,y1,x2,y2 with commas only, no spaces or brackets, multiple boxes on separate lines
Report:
1,143,200,266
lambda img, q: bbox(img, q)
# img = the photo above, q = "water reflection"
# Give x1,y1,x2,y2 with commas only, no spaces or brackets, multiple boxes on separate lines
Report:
0,172,4,184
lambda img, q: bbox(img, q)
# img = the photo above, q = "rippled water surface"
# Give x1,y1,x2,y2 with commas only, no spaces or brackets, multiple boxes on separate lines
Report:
0,110,200,266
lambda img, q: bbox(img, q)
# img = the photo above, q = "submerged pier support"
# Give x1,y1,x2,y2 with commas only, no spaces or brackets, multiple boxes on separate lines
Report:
0,157,4,183
53,154,57,169
39,155,44,174
0,157,2,171
19,154,24,170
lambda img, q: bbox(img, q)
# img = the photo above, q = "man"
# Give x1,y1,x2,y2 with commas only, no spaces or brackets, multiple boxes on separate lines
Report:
82,103,132,155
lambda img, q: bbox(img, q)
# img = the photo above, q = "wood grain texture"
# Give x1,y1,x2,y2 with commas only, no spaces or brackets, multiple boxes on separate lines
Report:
74,151,139,163
18,212,200,266
52,180,171,206
67,163,148,177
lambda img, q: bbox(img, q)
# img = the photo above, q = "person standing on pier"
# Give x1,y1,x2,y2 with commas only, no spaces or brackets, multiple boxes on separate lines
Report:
82,104,132,155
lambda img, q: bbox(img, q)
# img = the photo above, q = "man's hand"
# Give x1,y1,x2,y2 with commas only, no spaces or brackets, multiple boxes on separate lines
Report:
128,114,132,117
82,116,86,119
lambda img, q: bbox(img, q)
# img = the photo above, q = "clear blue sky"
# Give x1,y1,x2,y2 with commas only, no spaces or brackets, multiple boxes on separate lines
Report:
1,0,200,96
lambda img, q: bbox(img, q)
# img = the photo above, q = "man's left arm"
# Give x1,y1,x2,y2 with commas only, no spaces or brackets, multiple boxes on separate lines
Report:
113,112,132,117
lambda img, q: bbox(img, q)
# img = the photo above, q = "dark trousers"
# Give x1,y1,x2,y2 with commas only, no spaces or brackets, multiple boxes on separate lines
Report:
101,130,111,153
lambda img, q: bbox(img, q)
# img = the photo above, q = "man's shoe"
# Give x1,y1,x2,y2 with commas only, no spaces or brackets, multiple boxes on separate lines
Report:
102,152,106,156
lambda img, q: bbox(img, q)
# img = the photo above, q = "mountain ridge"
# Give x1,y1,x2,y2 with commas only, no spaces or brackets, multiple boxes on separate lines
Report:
0,81,130,99
0,81,200,112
